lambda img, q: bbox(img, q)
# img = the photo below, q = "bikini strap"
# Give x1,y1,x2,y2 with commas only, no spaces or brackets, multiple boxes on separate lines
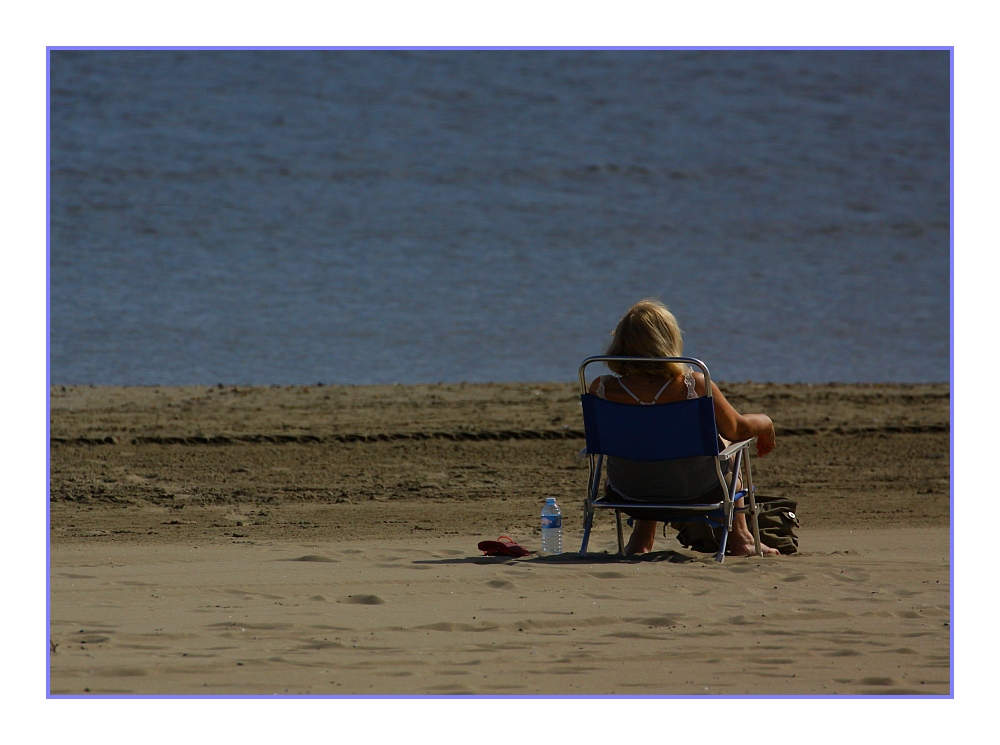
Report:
620,377,672,405
616,378,644,403
650,380,672,404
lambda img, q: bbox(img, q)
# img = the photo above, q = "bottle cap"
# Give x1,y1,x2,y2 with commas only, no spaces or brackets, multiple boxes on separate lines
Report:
545,497,556,504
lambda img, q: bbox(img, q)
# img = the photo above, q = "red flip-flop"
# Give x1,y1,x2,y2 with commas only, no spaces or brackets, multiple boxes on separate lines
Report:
477,535,531,557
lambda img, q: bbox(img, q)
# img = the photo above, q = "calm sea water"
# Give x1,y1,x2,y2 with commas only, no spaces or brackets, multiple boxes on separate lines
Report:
49,50,950,385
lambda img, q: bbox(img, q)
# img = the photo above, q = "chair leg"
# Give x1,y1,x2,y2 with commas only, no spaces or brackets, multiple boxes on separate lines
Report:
743,447,763,557
581,454,603,557
715,522,728,563
714,452,741,564
580,503,594,555
615,510,625,556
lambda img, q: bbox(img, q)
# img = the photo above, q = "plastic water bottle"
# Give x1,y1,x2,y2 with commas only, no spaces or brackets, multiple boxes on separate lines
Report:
541,497,562,554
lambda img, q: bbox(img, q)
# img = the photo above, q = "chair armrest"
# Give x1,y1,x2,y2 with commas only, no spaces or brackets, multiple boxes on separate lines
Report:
719,438,755,459
582,441,753,460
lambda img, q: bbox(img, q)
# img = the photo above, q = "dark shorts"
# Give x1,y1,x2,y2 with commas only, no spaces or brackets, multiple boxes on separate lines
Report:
600,443,733,521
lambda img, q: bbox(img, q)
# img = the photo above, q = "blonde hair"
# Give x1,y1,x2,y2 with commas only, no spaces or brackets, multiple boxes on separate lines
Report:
605,299,687,378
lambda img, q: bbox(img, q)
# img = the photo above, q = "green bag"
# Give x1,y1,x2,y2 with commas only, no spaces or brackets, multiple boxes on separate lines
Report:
671,495,799,555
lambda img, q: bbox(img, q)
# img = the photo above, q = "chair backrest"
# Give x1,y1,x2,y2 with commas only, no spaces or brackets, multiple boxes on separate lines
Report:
581,395,719,461
579,356,720,462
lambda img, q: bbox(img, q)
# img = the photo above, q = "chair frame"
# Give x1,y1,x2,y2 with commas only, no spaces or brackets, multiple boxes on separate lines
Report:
577,356,763,563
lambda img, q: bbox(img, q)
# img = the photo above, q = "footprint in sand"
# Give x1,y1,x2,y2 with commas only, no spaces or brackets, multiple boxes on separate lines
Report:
289,555,337,562
75,635,111,644
296,640,345,650
343,594,385,605
96,667,147,677
635,616,681,628
487,579,515,589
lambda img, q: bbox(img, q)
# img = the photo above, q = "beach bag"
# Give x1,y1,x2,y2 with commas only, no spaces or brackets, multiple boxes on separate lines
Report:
671,495,799,555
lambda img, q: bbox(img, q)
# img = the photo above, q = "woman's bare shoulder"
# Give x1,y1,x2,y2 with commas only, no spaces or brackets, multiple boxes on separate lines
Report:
588,375,612,395
689,370,708,395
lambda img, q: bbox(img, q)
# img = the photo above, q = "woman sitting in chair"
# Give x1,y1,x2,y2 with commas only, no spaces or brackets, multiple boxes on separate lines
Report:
589,298,780,556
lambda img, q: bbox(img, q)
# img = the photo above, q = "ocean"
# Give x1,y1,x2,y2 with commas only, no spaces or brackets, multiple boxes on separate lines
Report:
49,49,950,385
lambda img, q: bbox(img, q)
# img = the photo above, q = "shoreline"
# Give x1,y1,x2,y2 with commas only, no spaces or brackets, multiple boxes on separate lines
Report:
49,381,950,437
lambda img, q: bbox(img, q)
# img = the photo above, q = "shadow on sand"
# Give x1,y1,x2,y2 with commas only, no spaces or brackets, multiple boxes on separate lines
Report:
412,549,705,566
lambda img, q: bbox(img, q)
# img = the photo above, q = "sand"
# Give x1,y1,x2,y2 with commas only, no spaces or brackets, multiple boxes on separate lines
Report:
48,382,951,695
50,529,949,696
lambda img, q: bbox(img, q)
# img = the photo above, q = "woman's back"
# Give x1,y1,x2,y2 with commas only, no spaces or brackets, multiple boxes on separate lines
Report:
592,369,697,405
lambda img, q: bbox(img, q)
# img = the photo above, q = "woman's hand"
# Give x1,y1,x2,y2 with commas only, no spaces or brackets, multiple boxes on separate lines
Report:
755,417,776,458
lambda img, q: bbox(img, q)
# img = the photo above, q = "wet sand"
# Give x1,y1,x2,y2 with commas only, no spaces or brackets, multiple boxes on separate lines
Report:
48,382,950,695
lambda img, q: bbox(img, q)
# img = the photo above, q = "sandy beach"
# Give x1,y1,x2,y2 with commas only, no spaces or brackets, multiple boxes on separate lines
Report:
49,382,950,695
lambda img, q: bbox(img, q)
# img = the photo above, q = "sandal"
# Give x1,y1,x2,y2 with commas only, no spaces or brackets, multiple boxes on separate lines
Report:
477,535,531,557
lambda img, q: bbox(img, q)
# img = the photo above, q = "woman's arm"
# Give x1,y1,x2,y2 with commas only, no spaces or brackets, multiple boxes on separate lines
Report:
692,373,775,457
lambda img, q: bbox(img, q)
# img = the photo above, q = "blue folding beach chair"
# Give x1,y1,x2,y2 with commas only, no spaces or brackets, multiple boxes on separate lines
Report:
578,356,763,563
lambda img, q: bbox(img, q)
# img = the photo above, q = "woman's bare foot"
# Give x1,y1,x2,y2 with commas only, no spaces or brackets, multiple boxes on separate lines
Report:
728,500,779,556
624,538,654,555
624,519,657,555
727,530,780,557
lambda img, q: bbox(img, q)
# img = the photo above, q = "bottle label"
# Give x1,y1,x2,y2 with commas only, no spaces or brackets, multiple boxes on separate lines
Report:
541,515,562,529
